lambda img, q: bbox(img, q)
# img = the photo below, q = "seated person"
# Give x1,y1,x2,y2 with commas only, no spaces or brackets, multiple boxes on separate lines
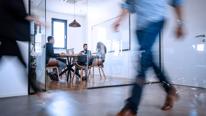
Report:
76,43,93,81
93,42,107,66
78,43,93,66
46,36,66,72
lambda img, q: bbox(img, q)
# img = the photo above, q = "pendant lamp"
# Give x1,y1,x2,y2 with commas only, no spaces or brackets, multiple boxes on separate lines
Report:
69,0,81,27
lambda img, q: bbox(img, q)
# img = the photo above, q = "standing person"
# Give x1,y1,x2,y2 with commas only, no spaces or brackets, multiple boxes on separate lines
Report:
0,0,43,95
113,0,184,115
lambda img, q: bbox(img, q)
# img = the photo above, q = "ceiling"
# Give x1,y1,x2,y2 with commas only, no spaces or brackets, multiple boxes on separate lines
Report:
31,0,88,16
30,0,120,16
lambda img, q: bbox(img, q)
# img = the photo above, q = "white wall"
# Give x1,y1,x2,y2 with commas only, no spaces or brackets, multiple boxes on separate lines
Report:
0,0,29,98
162,0,206,88
46,11,87,53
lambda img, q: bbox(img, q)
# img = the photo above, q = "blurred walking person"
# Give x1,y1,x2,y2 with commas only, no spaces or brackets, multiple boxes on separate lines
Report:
113,0,184,115
0,0,43,96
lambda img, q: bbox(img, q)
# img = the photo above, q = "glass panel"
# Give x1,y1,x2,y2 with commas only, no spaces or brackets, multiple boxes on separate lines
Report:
89,16,137,88
163,1,206,88
88,0,161,88
30,0,46,92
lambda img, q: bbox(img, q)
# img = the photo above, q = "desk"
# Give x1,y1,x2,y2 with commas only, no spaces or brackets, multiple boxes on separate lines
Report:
59,54,94,82
59,54,80,82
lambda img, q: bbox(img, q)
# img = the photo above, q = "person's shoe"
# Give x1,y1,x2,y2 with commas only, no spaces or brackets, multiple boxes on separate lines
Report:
116,105,137,116
48,73,59,81
161,87,179,111
82,76,88,81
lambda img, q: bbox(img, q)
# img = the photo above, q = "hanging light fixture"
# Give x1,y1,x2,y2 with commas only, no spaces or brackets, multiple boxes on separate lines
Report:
69,0,81,27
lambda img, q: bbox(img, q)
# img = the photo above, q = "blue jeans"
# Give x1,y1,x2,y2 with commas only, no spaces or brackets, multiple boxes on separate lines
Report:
126,20,173,113
57,59,67,71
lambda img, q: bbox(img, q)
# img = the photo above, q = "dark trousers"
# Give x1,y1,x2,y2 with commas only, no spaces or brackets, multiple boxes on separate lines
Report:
126,20,173,112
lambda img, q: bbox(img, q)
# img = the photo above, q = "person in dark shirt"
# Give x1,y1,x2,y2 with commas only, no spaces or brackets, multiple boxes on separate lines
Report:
0,0,43,96
77,44,93,81
78,43,93,65
46,36,66,71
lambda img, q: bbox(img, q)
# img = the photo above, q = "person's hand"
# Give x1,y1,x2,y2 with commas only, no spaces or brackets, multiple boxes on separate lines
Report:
79,51,83,55
113,18,121,32
60,53,66,57
26,16,42,27
33,17,42,27
175,26,184,39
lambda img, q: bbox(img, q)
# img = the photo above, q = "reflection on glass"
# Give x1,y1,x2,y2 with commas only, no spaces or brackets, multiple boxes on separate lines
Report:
197,44,204,52
113,40,122,56
192,44,205,52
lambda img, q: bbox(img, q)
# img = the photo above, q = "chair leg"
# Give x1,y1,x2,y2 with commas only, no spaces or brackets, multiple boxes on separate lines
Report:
71,67,76,83
92,67,94,79
98,67,103,80
56,67,60,80
100,67,106,80
80,69,83,82
88,69,91,81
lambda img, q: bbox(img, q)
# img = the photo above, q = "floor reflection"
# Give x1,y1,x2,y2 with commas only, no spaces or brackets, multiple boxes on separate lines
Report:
42,91,78,116
0,84,206,116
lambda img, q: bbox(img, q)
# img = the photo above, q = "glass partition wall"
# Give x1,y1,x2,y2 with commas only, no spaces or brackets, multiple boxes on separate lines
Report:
86,0,161,88
44,0,161,90
30,0,206,92
29,0,47,94
27,0,162,92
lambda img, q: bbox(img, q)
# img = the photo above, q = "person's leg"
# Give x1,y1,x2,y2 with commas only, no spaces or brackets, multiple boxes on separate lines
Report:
57,60,66,71
152,62,173,93
152,61,178,110
57,58,67,64
28,67,42,93
0,40,42,94
118,20,165,115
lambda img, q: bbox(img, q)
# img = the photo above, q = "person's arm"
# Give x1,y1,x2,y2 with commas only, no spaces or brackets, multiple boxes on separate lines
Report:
113,0,136,31
79,51,83,55
8,0,41,26
113,9,129,32
25,16,41,26
88,50,92,57
171,0,184,38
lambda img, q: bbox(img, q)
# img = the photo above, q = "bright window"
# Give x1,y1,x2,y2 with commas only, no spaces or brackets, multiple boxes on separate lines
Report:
52,18,67,49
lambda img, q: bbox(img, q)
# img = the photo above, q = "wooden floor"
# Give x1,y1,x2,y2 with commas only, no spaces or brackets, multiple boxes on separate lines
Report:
47,76,134,90
0,84,206,116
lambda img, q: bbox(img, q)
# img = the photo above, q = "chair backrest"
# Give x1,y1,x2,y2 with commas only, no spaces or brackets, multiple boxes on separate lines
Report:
77,55,87,65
